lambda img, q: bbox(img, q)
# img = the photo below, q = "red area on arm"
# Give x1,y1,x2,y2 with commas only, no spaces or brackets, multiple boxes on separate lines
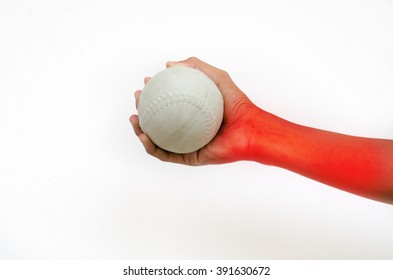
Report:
246,107,393,204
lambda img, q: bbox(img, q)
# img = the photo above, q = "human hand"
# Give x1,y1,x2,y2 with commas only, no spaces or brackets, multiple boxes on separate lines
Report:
130,57,393,204
130,57,261,165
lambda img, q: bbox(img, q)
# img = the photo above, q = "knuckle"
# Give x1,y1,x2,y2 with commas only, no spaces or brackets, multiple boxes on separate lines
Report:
186,56,199,63
219,70,230,79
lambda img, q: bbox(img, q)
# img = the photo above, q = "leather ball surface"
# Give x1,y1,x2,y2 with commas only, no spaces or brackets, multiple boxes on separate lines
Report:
138,66,224,153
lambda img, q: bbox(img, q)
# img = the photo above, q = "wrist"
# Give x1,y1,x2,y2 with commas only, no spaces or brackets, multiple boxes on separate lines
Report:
243,107,298,166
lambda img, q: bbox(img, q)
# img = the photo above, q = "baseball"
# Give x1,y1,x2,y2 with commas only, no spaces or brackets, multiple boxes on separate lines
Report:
138,66,224,154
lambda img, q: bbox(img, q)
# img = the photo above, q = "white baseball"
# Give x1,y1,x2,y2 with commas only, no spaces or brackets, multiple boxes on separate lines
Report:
138,66,224,154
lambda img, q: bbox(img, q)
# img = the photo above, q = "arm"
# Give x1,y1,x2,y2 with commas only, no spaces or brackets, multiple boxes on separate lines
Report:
247,107,393,204
130,57,393,204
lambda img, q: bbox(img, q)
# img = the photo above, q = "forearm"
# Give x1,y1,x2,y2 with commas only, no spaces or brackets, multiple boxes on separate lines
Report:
131,57,393,204
247,107,393,204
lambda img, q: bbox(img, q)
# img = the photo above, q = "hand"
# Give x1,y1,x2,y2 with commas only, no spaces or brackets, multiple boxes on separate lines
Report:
130,57,259,165
130,57,393,203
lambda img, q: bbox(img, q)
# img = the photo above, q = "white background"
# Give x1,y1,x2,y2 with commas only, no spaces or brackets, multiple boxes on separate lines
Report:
1,0,393,259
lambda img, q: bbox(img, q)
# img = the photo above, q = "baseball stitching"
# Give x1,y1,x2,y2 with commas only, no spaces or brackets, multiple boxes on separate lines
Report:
139,92,219,143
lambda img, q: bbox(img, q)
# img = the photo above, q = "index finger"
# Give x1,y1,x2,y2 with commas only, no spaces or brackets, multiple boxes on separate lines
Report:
166,57,232,92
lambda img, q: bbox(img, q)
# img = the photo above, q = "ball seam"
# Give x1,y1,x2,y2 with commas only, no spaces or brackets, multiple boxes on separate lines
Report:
139,93,218,143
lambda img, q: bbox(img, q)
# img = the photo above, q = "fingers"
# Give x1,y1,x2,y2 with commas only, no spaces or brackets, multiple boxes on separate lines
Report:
166,60,194,68
129,114,144,136
130,114,190,165
134,90,141,109
138,133,156,155
129,115,159,157
138,133,191,165
166,57,231,90
134,77,151,109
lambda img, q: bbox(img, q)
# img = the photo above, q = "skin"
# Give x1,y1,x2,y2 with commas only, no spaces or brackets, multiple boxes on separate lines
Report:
130,57,393,205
